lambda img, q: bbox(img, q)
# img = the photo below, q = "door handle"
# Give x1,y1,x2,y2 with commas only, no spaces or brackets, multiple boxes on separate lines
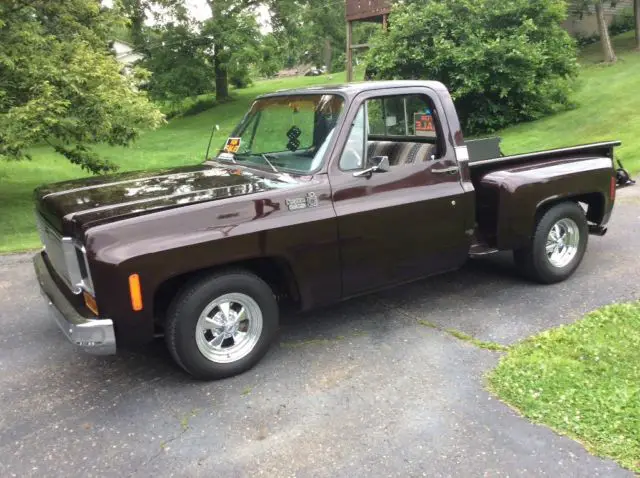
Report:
431,166,458,175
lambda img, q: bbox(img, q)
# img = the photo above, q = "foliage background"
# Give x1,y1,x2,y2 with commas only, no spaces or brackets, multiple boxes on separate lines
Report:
0,0,164,174
365,0,579,134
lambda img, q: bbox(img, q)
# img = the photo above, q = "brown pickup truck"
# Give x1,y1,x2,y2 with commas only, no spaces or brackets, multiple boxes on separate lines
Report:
33,81,633,379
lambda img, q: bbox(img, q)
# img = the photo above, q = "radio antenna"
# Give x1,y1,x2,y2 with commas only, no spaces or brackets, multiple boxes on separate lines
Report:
204,124,220,161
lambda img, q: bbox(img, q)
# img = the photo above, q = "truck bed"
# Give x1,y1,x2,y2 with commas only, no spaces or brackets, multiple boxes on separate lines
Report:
467,140,620,251
467,140,621,171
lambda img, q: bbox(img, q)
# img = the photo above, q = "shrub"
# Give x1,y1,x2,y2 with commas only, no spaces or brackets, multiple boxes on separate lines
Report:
159,95,218,120
609,7,635,36
365,0,579,135
574,32,601,47
182,97,219,117
229,62,253,89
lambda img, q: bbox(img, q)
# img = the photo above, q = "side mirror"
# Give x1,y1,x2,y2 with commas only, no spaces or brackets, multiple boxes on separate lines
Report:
353,156,390,177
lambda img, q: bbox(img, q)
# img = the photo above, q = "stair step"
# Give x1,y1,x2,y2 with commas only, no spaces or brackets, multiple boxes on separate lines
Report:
469,243,499,257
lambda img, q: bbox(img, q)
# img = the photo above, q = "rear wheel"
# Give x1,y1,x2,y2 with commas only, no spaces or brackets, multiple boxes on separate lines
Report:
514,202,588,284
165,270,279,380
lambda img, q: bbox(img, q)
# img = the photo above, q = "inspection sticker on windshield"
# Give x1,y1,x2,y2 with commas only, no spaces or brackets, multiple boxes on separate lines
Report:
224,137,242,153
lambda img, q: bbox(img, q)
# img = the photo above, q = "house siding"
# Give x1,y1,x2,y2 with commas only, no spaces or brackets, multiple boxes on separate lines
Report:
110,40,144,66
563,0,634,36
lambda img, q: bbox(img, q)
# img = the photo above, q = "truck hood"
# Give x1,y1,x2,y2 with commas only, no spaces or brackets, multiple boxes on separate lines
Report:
35,163,304,236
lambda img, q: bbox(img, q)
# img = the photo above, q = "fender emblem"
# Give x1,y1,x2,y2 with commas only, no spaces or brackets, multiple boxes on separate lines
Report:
286,192,318,211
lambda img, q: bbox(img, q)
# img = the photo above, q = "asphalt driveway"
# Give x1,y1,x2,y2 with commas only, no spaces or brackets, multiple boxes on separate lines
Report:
1,187,638,477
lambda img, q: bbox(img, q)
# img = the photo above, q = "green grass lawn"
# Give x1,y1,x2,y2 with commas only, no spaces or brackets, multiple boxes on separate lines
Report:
1,33,639,253
488,302,640,473
499,31,640,172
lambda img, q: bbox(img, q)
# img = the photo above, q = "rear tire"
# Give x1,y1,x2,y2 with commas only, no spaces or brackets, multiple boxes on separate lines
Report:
165,270,279,380
514,202,588,284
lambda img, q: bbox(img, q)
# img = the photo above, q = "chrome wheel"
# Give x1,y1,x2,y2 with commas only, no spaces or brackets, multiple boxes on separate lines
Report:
195,293,263,364
546,218,580,268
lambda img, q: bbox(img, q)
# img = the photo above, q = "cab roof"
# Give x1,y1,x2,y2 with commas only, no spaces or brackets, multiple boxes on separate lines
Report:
258,80,448,100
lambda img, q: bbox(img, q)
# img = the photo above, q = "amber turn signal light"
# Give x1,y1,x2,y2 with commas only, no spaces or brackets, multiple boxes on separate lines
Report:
610,176,616,201
83,292,99,316
129,273,143,311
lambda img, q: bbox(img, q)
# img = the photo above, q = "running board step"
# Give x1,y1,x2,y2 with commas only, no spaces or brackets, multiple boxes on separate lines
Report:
469,243,499,257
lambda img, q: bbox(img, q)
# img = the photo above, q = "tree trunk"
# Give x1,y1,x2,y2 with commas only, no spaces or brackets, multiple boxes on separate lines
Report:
595,1,617,63
214,47,229,101
129,0,145,50
634,0,640,50
323,38,332,73
208,1,228,101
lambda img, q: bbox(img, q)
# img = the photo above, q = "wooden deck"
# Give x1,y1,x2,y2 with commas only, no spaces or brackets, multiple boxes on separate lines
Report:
346,0,391,21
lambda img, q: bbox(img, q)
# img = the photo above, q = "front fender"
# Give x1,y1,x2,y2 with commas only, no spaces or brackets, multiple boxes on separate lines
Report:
82,186,340,346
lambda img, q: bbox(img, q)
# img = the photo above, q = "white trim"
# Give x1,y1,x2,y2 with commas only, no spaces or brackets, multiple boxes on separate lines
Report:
455,146,469,163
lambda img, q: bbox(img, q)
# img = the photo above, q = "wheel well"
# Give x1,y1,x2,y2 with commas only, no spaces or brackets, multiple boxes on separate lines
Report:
536,193,605,226
152,257,300,327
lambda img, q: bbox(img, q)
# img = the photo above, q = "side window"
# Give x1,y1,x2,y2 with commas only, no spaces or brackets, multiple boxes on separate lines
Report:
367,95,438,139
367,99,386,135
339,106,366,171
365,94,442,168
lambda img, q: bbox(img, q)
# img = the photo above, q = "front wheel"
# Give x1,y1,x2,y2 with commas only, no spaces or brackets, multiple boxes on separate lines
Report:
514,202,588,284
165,270,279,380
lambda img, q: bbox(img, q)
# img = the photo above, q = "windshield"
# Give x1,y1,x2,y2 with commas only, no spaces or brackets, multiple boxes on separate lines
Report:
216,94,344,173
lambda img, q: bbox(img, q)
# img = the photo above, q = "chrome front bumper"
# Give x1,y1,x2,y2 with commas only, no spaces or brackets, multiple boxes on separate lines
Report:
33,253,116,355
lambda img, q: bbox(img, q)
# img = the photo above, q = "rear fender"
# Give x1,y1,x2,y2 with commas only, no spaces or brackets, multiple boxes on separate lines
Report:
478,156,614,250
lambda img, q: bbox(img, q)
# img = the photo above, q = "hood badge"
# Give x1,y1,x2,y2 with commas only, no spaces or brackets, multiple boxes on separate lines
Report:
286,192,318,211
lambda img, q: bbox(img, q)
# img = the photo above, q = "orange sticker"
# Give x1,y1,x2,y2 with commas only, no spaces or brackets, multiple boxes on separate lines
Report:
414,113,435,134
224,137,241,153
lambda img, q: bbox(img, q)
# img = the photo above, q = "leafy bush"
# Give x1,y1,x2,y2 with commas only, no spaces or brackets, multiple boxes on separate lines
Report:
229,63,253,89
574,32,601,47
159,95,220,120
182,97,219,116
331,52,346,74
609,7,636,36
366,0,579,135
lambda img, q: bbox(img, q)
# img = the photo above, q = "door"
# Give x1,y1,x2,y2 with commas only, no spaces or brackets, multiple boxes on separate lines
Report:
329,89,472,297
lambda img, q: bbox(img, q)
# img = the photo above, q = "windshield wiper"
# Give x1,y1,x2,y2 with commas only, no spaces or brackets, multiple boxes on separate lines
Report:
260,154,279,173
223,151,278,173
215,154,236,164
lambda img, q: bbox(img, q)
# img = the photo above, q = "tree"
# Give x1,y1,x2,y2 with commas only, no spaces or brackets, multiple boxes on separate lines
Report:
120,0,147,47
0,0,164,173
142,22,213,101
595,1,617,62
576,1,617,62
269,0,345,71
298,0,345,72
366,0,578,135
119,0,188,49
257,34,285,78
204,0,260,101
121,0,260,101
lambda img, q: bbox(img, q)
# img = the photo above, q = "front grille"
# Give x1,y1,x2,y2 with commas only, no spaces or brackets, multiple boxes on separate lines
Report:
35,214,95,295
36,214,71,287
